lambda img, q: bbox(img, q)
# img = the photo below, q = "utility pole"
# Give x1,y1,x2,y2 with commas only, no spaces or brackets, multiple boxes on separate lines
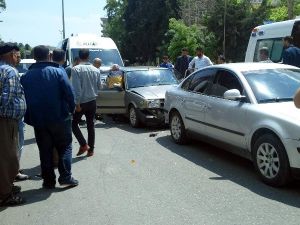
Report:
287,0,294,19
62,0,66,39
223,0,227,58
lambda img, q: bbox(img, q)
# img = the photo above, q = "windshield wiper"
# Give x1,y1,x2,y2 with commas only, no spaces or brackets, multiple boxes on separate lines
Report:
259,97,293,103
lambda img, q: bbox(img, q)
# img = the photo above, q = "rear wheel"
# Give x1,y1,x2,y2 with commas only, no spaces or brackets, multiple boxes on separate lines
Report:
129,105,140,128
169,111,187,144
252,133,291,187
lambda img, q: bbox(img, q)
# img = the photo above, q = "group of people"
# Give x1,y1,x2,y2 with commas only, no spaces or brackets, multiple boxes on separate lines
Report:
0,43,101,206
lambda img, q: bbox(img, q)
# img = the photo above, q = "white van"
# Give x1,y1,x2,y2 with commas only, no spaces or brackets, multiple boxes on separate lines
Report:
58,33,124,68
245,19,300,62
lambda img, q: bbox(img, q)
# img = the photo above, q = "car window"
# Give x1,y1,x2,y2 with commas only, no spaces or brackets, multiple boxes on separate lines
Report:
253,38,283,63
186,68,216,94
243,68,300,103
209,70,243,98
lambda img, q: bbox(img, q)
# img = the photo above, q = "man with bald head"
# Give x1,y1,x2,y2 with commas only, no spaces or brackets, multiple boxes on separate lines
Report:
93,57,102,69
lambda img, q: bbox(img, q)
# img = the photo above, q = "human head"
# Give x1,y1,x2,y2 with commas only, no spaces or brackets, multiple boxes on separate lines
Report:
259,47,269,61
181,47,188,56
93,57,102,68
162,55,169,62
217,55,226,64
111,64,120,71
78,49,89,61
283,36,293,48
0,42,21,67
196,47,204,57
52,48,66,65
33,45,50,62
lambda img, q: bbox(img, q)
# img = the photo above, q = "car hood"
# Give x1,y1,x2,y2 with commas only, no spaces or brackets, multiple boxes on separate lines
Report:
258,101,300,122
129,85,176,99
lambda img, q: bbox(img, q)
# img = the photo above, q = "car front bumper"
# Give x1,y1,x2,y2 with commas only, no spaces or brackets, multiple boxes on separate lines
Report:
136,108,165,125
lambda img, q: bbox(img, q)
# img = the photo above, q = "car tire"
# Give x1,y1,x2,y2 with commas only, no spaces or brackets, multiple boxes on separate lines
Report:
170,111,187,144
129,105,140,128
252,133,291,187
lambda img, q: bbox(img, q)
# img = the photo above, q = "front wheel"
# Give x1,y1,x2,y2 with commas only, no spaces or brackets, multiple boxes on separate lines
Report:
252,133,291,187
128,105,140,128
169,111,187,144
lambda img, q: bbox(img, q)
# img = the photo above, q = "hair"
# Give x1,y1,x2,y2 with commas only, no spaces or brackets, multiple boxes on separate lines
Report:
218,55,225,61
259,47,269,56
78,49,89,60
52,49,65,62
162,55,169,60
33,45,49,61
196,47,204,52
284,36,293,44
181,47,188,52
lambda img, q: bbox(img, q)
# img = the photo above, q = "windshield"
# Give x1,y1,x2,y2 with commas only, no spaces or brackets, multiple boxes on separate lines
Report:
70,48,123,67
126,69,178,89
243,68,300,103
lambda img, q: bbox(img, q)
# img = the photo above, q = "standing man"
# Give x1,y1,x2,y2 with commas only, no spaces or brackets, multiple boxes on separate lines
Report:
93,57,102,69
72,49,101,157
282,36,300,67
52,48,66,66
0,43,26,206
21,45,78,189
65,56,80,79
188,47,213,72
174,48,192,79
160,55,174,70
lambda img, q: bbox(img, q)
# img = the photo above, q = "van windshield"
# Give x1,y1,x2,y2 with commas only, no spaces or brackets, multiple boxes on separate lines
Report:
71,48,123,67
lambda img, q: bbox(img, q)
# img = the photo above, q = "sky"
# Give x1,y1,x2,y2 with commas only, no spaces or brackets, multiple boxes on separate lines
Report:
0,0,107,47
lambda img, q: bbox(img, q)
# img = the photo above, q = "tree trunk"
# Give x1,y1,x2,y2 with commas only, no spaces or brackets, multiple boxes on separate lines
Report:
287,0,294,19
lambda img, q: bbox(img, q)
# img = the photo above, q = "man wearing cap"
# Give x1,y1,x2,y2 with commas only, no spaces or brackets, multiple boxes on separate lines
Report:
0,42,27,206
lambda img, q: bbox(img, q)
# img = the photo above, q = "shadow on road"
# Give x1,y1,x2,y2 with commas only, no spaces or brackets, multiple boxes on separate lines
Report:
156,135,300,208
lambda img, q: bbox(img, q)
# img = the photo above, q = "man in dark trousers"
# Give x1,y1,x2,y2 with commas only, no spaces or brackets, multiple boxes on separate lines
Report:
174,47,192,79
71,49,101,157
21,45,78,189
0,42,26,206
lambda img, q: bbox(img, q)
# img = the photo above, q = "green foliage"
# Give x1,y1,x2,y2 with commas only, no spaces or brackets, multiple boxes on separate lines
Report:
0,0,6,10
268,6,288,21
166,18,217,62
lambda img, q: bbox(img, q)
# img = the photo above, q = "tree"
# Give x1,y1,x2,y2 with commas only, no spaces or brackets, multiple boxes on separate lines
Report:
122,0,180,64
166,18,217,62
205,0,269,62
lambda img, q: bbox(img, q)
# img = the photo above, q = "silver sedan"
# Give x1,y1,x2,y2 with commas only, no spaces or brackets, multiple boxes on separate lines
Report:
164,63,300,187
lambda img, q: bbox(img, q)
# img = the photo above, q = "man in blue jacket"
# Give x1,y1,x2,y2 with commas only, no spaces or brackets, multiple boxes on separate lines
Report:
282,36,300,67
21,45,78,189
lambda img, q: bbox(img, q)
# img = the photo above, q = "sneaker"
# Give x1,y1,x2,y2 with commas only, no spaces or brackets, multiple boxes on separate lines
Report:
59,177,79,188
86,150,94,157
15,172,30,181
76,144,90,156
12,185,21,194
0,194,25,206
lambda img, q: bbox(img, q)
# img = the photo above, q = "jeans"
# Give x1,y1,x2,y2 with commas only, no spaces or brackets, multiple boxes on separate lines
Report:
34,119,73,185
72,100,96,151
18,119,25,161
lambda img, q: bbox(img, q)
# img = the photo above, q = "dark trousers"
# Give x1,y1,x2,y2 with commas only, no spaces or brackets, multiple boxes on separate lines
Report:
34,119,73,185
72,100,96,151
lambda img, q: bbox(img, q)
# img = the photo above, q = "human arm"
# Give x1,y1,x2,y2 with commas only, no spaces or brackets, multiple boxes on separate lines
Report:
188,57,195,69
71,67,82,105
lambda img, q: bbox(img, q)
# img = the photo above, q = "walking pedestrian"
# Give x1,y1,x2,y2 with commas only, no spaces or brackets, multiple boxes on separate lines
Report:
21,45,78,189
0,42,27,206
72,49,101,157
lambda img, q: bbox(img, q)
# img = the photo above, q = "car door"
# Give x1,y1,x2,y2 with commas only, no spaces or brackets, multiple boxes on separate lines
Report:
203,69,249,148
181,68,216,133
96,84,126,114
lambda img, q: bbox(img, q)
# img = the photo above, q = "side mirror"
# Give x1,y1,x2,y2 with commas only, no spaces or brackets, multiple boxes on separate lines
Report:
224,89,246,101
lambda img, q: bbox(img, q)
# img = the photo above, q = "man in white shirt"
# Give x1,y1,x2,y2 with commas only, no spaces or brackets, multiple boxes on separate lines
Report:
188,47,213,72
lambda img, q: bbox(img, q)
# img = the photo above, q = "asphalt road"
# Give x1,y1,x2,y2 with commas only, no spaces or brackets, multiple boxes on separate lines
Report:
1,116,300,225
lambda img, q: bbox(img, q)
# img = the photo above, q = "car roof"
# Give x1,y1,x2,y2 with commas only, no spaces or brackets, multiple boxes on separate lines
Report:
211,62,298,72
20,59,36,64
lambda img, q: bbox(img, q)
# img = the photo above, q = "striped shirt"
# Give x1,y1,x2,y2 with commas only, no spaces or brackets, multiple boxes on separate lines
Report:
0,61,26,120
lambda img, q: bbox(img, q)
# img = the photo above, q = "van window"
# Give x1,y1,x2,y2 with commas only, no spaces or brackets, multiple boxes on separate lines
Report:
71,48,123,67
254,38,283,63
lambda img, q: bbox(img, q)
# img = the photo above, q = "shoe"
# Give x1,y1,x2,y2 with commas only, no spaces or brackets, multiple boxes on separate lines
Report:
12,185,21,194
86,150,94,157
76,144,90,156
15,172,29,181
42,182,55,189
59,177,79,188
0,193,25,206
